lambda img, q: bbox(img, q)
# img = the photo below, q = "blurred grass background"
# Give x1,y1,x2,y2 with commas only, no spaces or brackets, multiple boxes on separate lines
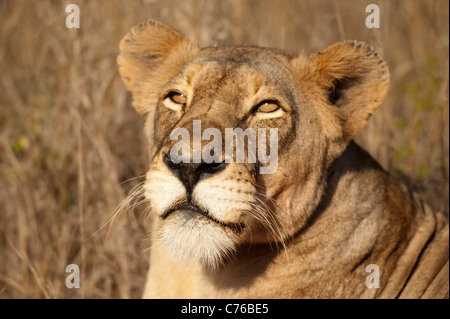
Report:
0,0,448,298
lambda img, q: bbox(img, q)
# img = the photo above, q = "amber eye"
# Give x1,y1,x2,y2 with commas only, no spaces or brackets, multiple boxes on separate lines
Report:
256,100,280,113
167,92,187,105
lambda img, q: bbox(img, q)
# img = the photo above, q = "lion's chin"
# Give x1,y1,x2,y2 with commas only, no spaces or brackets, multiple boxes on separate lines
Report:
158,210,240,270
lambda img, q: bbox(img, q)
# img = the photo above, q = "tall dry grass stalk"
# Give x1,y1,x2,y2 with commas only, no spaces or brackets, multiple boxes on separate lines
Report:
0,0,448,298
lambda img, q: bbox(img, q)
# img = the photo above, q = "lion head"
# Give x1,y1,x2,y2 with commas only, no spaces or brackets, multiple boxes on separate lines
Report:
117,20,389,270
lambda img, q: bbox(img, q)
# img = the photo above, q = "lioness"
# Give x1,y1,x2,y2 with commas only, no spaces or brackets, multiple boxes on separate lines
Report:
117,20,449,298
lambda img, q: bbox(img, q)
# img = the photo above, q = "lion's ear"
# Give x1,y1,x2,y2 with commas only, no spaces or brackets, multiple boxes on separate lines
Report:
309,40,390,140
117,20,199,116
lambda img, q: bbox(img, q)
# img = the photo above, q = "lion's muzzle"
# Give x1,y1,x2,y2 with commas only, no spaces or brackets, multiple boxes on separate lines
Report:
163,153,228,198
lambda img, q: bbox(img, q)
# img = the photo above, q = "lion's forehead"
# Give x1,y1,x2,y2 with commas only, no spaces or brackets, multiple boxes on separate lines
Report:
178,49,297,101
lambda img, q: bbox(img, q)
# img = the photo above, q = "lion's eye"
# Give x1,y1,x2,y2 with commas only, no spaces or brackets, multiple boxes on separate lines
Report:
167,92,187,105
256,101,280,113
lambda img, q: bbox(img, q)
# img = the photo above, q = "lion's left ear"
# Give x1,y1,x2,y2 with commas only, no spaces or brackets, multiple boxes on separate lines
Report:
308,40,390,141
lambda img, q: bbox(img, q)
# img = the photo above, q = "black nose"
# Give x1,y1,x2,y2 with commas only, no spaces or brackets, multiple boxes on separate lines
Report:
163,153,227,197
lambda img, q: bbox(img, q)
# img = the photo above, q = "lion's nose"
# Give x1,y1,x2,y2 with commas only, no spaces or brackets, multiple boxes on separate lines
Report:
163,153,227,197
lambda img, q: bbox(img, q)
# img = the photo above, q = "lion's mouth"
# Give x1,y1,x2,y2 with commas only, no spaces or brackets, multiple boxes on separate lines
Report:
163,201,245,233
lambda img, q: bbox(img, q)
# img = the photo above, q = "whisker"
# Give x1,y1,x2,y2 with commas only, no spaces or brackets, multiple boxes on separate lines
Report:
93,180,147,243
119,173,146,186
252,189,289,256
254,198,287,252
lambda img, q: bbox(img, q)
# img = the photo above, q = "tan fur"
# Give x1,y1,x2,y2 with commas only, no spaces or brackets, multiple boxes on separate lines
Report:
117,20,449,298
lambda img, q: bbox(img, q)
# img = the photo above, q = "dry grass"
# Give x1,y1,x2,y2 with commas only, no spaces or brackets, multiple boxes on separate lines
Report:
0,0,448,298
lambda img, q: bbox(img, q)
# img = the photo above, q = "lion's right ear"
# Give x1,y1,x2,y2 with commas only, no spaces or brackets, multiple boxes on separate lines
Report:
306,41,390,142
117,20,199,116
